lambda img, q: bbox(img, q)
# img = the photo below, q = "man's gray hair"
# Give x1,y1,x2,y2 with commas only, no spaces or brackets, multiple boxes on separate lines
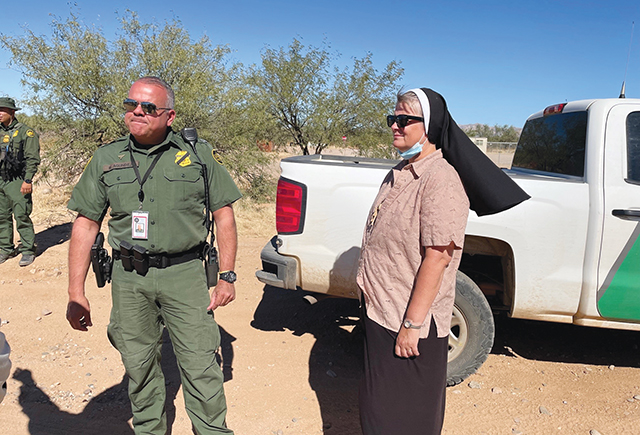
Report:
136,76,175,109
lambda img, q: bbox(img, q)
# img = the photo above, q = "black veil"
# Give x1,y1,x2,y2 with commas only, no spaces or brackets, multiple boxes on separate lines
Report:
415,88,530,216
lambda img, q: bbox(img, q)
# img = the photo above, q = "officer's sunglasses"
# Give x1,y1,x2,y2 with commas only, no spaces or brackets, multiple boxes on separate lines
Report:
123,98,172,115
386,114,424,128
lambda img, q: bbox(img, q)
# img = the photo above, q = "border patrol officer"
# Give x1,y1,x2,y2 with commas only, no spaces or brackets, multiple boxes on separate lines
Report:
0,97,40,266
66,77,240,434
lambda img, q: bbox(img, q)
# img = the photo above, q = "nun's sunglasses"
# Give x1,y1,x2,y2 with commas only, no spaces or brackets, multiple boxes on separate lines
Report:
386,114,424,128
123,98,172,115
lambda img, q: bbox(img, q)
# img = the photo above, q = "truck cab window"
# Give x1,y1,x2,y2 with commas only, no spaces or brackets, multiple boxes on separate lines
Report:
512,111,587,177
627,111,640,183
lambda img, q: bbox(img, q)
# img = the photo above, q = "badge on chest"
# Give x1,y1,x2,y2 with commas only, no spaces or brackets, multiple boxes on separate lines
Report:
132,211,149,239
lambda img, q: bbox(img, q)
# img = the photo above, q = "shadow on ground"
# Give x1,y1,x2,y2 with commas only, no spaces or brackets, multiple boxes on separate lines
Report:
34,222,72,255
12,325,236,435
252,285,362,435
491,313,640,367
251,286,640,434
12,368,133,435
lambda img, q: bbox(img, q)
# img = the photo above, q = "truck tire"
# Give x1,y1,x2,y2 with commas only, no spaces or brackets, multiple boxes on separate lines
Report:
446,271,495,387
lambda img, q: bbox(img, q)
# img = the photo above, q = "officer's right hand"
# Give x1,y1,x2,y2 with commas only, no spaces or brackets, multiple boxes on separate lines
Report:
66,296,93,331
207,281,236,311
20,181,32,195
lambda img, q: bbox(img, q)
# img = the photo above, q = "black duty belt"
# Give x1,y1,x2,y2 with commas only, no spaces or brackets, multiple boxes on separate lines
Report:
113,246,203,269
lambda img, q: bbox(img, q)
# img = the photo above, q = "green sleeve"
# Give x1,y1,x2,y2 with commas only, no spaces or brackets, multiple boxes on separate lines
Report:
67,153,109,222
21,126,40,180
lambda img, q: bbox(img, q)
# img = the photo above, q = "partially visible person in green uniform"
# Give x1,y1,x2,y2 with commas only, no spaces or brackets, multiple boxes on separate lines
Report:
0,97,40,267
65,77,240,435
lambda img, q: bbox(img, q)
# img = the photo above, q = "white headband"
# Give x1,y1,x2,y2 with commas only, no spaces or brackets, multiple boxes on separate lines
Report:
406,88,430,136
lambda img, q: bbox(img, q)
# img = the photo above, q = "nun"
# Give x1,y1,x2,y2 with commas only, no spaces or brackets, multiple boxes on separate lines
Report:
356,88,529,434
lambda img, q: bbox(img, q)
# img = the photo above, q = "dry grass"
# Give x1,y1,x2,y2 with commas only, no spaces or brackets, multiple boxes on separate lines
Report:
31,184,76,229
234,198,276,239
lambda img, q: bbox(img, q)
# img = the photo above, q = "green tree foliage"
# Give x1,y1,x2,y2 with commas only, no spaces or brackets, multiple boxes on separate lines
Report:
464,123,520,143
0,12,123,182
0,10,275,200
251,38,403,155
1,11,408,199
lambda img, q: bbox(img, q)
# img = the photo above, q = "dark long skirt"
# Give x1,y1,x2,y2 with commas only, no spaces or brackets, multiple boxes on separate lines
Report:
359,312,448,435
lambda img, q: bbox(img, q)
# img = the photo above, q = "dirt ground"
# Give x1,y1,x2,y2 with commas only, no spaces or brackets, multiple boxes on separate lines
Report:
1,193,640,435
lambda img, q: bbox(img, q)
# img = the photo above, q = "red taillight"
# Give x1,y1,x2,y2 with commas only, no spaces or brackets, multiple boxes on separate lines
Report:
543,103,567,116
276,178,306,234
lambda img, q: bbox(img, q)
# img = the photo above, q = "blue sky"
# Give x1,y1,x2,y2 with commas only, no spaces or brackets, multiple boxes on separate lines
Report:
1,0,639,126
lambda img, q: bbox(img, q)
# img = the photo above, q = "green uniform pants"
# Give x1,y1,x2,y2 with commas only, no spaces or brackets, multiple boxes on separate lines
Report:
0,178,35,255
107,258,233,435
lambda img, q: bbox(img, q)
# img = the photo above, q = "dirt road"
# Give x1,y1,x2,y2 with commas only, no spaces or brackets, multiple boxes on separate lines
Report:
1,216,640,434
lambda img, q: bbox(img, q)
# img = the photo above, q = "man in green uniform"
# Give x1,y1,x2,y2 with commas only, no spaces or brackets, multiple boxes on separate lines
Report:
0,97,40,267
66,77,240,434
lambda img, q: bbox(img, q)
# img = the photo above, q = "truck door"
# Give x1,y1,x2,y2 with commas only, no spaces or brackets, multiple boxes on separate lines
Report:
597,106,640,322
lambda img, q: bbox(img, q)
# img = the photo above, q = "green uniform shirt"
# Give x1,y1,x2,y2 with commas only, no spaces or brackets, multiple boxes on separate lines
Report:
0,118,41,180
68,129,242,254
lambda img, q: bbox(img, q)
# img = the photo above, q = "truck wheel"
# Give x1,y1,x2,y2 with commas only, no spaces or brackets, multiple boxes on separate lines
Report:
446,271,495,387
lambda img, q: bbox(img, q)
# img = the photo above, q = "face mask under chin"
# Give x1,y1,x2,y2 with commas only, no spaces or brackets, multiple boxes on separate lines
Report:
398,134,426,159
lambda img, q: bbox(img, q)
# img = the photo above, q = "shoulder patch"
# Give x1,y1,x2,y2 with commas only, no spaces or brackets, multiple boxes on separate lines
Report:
212,149,223,165
26,129,35,137
175,150,192,167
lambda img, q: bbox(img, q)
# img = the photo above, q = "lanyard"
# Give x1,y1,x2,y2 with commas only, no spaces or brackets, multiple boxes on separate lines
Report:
128,144,164,209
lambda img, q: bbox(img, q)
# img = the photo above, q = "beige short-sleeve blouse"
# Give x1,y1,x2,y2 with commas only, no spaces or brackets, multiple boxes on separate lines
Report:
356,149,469,338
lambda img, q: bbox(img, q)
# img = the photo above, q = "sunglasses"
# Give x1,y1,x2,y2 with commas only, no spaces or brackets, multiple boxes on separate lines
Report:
123,98,172,115
386,114,424,128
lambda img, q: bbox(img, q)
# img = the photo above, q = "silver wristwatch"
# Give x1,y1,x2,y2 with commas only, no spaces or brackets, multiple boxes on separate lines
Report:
402,319,422,330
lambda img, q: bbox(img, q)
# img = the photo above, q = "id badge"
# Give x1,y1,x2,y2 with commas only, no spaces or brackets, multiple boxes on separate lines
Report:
132,211,149,240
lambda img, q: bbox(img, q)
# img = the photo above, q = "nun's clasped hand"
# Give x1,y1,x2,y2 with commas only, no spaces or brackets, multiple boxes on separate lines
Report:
395,327,420,358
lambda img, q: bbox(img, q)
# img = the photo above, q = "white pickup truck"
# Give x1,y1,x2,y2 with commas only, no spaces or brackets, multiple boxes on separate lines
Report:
256,98,640,385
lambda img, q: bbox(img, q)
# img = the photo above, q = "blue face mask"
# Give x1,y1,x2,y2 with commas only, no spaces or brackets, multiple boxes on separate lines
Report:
398,134,426,159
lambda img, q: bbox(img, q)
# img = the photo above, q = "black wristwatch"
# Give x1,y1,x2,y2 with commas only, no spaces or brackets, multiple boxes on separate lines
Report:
24,179,32,184
219,270,237,284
